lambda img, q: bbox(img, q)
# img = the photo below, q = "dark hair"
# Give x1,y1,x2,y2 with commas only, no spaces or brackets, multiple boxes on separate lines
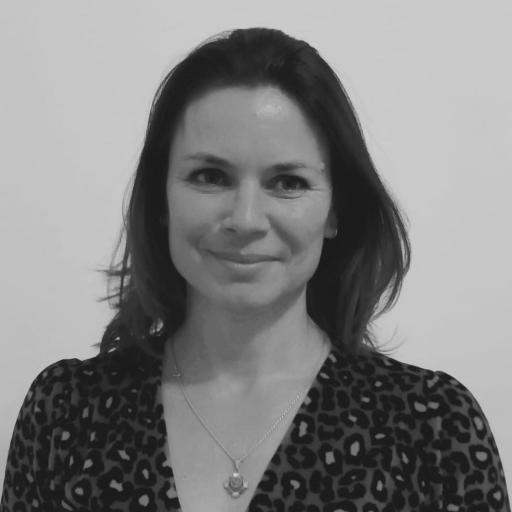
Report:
95,27,411,361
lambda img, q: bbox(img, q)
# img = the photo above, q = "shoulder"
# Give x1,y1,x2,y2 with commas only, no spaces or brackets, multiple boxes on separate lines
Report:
331,344,473,390
311,347,510,509
322,346,503,465
326,345,485,422
21,346,161,416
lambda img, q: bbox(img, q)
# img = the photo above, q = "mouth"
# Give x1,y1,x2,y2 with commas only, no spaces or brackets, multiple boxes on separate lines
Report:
209,251,277,264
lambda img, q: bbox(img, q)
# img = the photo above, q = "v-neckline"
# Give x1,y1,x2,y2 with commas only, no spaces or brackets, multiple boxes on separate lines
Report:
155,344,336,511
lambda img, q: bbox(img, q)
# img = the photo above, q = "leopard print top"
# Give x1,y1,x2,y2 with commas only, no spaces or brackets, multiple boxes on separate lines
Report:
1,342,510,511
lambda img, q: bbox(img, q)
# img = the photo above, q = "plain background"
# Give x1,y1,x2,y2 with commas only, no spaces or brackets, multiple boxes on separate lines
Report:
1,0,510,490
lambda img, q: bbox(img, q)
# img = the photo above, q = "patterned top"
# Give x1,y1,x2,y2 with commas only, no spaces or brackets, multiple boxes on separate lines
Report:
1,342,510,511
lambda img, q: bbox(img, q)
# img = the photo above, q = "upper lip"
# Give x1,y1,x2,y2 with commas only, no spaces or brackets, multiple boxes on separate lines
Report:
211,251,277,263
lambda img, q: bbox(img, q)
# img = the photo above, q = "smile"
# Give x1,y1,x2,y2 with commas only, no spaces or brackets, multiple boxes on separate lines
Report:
209,251,277,264
208,251,276,271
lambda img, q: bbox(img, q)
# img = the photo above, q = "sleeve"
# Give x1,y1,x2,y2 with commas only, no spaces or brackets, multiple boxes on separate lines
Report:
0,359,77,511
433,370,510,512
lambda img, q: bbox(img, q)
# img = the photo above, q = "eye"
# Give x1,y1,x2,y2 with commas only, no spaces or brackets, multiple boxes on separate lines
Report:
274,175,310,192
187,168,225,186
187,168,310,194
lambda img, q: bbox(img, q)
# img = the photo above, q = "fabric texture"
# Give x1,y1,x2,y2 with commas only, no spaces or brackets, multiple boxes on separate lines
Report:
1,341,510,511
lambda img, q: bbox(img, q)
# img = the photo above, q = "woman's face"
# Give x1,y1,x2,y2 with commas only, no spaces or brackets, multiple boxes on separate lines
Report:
166,85,337,314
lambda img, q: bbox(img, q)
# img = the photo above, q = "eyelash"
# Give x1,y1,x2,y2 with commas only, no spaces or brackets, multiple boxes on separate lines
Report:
187,168,311,193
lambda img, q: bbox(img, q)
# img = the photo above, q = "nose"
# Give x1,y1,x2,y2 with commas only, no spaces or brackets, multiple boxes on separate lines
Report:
222,180,269,234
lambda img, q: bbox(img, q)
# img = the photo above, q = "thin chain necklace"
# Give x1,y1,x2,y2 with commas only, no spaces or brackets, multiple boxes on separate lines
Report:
170,335,328,499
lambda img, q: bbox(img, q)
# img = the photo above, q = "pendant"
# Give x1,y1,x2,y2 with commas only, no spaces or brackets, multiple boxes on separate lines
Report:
223,460,249,498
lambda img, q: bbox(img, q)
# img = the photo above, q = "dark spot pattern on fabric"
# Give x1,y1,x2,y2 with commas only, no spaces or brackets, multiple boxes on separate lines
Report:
1,345,510,510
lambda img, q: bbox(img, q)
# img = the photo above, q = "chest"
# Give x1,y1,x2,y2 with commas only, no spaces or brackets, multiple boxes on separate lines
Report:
161,380,303,512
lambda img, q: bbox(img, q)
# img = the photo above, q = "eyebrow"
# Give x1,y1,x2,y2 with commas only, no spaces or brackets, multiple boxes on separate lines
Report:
183,152,325,173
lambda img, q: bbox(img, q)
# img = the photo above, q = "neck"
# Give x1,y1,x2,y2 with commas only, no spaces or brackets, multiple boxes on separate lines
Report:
166,292,331,395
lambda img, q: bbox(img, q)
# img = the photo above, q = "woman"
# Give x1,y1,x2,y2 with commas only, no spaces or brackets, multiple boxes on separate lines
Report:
1,27,509,511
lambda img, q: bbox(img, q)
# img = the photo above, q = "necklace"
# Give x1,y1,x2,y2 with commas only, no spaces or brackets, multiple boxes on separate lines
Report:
170,335,328,499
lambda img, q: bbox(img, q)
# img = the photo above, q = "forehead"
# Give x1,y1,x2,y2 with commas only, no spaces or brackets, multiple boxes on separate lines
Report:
186,85,298,122
170,85,328,163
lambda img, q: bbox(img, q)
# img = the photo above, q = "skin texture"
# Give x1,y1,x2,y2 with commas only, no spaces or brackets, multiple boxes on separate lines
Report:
165,85,337,395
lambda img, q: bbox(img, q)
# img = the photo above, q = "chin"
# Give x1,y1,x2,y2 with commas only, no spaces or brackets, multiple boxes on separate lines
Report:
214,290,276,310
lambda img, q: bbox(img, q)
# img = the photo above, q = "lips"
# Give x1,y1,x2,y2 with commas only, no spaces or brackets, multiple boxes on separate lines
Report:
210,251,276,263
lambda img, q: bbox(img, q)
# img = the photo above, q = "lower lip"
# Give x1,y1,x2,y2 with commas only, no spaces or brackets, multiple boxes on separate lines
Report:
209,252,274,270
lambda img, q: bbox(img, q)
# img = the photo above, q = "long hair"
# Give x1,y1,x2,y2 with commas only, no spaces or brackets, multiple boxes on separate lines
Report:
95,27,411,361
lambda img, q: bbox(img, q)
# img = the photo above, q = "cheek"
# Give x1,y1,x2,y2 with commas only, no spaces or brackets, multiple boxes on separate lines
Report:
282,200,330,240
166,187,216,264
167,189,195,253
277,207,329,273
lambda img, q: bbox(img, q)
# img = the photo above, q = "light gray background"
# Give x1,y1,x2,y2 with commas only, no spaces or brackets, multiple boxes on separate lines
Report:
1,1,510,489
